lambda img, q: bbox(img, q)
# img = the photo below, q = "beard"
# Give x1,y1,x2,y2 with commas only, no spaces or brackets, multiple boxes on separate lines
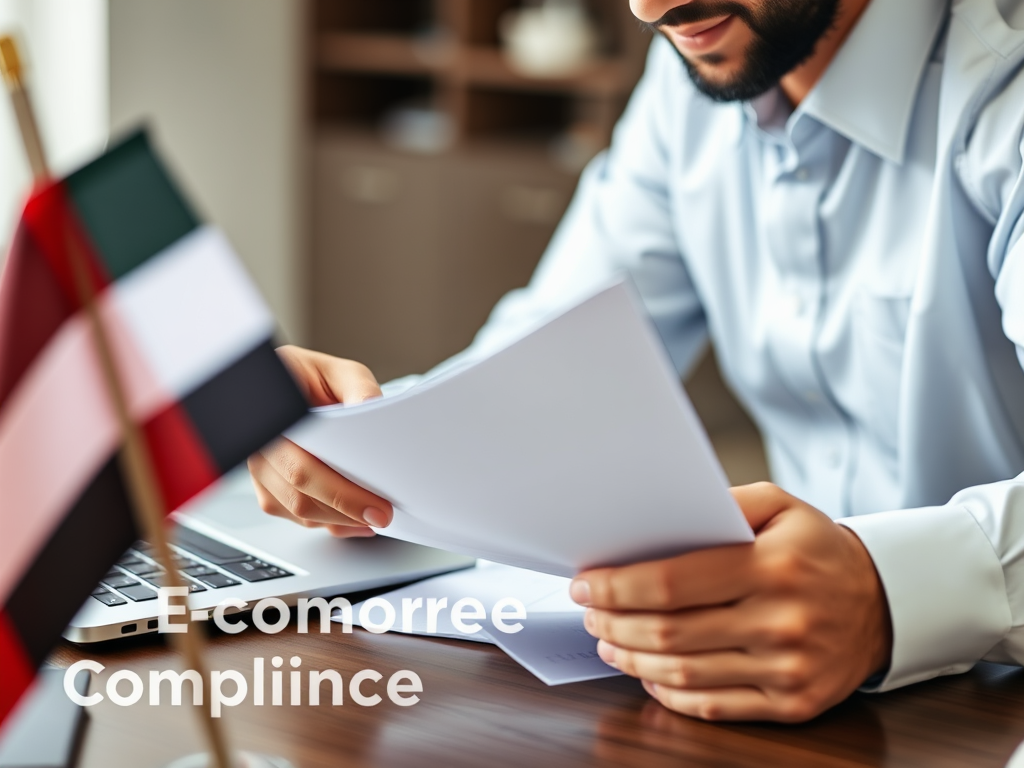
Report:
645,0,841,102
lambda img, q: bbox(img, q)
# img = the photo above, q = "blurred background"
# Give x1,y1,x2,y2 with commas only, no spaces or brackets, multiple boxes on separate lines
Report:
0,0,767,485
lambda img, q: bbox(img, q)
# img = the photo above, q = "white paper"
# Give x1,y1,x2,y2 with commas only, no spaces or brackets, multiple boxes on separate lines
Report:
342,561,572,643
289,278,752,577
488,612,620,686
340,562,619,685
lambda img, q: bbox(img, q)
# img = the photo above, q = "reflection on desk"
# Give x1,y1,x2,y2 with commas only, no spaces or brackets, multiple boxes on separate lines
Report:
51,623,1024,768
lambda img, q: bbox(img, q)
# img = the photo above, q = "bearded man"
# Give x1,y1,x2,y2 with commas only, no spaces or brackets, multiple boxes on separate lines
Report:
249,0,1024,722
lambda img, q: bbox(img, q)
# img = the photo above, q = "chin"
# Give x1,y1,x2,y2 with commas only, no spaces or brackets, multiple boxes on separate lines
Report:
692,62,746,90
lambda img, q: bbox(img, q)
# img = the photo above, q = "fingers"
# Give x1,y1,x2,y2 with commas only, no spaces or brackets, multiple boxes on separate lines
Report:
251,471,377,539
249,442,392,528
730,482,794,532
585,606,748,654
570,483,799,612
605,646,762,689
573,546,754,611
254,456,361,526
641,682,797,722
276,345,382,407
249,347,390,537
600,644,808,693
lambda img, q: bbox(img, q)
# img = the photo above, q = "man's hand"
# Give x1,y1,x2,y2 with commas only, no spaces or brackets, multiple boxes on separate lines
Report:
247,345,393,538
572,482,892,723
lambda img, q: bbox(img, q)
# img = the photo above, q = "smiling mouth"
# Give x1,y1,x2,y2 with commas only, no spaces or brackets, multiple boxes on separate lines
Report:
672,15,732,39
663,15,736,55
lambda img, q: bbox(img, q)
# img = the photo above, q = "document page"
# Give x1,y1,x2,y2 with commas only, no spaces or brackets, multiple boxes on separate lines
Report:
343,561,567,644
339,562,620,685
289,278,752,577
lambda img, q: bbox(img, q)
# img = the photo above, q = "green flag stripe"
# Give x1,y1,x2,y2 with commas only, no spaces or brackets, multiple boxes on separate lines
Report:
64,131,199,281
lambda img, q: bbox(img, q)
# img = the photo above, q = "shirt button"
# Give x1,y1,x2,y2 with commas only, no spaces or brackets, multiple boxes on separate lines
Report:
827,451,842,469
794,167,809,181
804,390,822,404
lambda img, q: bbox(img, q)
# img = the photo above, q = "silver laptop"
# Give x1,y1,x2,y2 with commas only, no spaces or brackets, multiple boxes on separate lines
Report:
65,470,474,643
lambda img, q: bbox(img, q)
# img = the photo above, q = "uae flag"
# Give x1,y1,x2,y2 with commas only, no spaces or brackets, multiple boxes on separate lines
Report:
0,131,308,723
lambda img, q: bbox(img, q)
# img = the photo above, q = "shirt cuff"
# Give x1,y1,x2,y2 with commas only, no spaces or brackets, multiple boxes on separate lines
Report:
838,505,1011,692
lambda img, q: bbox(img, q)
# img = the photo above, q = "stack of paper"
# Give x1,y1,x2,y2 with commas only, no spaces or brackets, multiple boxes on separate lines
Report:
289,279,752,577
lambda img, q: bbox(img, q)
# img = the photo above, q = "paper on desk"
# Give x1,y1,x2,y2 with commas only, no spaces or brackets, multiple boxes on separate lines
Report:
289,278,752,577
488,612,620,686
339,562,620,685
343,560,568,643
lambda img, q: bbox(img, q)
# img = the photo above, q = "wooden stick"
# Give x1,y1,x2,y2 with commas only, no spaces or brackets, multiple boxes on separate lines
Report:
1,34,234,768
0,37,46,181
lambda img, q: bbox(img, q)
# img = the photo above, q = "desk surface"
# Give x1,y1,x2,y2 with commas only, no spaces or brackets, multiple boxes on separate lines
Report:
51,625,1024,768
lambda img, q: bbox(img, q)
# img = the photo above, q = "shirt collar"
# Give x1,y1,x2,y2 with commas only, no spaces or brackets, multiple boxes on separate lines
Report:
797,0,949,165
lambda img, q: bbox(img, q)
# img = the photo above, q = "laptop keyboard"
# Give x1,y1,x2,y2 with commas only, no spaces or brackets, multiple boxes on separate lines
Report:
90,526,293,607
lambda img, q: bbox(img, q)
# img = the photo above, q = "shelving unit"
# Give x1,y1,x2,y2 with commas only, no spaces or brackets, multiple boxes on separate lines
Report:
313,0,647,144
309,0,651,380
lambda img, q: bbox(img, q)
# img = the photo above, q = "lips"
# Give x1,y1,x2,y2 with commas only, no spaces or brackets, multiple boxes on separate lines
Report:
663,14,735,54
673,15,732,39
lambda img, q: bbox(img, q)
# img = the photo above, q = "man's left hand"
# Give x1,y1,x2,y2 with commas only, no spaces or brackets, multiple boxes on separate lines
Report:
571,482,892,723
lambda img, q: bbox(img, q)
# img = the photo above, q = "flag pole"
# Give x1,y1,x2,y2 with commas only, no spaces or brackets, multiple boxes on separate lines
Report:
0,35,234,768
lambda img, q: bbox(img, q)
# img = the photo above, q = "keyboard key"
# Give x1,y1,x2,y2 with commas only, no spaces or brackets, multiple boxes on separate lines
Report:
92,586,109,596
119,584,158,602
93,591,127,606
174,527,253,565
145,573,172,588
142,573,199,590
222,559,292,582
101,574,139,589
196,573,240,589
184,581,207,593
118,554,143,567
181,564,217,578
122,561,164,577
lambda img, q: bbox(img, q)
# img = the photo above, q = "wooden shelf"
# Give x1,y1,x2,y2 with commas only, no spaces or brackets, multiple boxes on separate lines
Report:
317,33,632,97
454,46,627,96
317,33,440,78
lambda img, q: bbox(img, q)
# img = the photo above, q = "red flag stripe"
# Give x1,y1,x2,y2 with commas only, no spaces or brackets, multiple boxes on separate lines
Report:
0,609,36,726
0,222,76,406
144,402,220,515
20,180,111,312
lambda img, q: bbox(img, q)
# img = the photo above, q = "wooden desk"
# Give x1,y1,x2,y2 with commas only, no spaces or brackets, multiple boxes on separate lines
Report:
49,622,1024,768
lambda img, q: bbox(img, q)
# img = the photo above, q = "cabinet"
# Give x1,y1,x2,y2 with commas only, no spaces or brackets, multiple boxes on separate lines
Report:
312,133,581,380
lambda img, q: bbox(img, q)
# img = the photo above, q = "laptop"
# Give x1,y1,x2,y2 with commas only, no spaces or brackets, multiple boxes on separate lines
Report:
65,469,475,643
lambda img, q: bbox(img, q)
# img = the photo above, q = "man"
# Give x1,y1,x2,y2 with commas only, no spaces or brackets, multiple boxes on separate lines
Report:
248,0,1024,722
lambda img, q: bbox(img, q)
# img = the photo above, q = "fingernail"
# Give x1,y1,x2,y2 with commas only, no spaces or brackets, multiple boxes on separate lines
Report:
583,608,596,632
596,640,618,668
570,579,591,606
363,507,389,528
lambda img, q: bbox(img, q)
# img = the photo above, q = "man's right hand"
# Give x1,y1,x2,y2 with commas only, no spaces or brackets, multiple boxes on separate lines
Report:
247,345,393,538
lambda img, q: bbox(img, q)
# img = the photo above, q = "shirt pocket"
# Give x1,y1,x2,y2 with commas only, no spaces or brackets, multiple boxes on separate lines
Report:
851,291,912,456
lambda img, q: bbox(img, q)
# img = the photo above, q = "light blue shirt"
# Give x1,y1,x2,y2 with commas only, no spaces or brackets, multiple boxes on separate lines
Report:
389,0,1024,691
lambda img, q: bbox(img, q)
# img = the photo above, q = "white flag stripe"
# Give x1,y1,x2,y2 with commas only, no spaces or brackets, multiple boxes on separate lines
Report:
112,226,275,400
0,306,173,606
